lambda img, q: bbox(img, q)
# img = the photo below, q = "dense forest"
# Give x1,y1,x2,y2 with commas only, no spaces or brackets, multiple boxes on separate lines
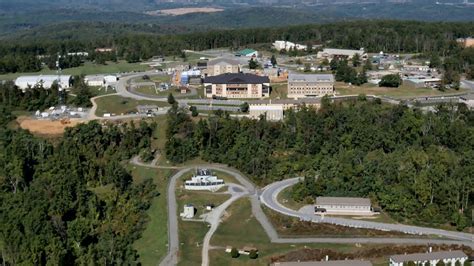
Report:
164,98,473,229
0,102,159,264
1,21,474,74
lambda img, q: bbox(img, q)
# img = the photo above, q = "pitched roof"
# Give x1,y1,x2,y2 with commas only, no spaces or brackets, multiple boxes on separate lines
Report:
316,197,371,206
237,48,257,55
204,73,269,84
289,74,335,83
207,57,239,66
390,251,468,263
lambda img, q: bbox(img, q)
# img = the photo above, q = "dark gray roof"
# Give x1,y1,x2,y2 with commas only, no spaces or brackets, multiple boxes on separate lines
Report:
272,260,372,266
316,197,371,206
390,251,468,263
204,73,269,84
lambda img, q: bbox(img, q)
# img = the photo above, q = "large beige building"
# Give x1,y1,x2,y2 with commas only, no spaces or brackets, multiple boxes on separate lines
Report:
456,37,474,48
287,74,335,99
317,48,367,60
204,73,270,99
205,58,240,77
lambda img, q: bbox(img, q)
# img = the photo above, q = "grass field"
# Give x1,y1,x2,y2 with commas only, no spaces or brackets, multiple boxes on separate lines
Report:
94,95,169,116
129,165,175,266
210,198,369,266
277,185,307,211
270,83,288,99
0,61,150,80
336,82,468,99
134,86,185,97
175,170,232,265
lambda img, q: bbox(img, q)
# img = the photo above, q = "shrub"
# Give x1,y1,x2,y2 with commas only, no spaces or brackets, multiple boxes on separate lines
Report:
249,250,258,259
231,248,239,258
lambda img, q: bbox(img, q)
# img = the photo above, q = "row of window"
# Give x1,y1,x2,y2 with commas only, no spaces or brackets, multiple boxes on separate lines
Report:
185,181,225,186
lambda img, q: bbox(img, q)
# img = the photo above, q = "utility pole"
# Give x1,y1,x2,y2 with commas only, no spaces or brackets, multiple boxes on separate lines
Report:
56,53,64,106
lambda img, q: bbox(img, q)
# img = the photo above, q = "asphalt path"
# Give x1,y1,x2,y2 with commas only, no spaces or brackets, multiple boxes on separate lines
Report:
260,178,474,246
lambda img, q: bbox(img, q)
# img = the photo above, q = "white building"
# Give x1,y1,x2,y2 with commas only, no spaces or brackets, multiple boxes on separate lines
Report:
389,250,468,266
249,104,284,121
317,48,367,60
85,75,105,87
273,41,308,51
315,197,374,215
15,75,72,91
184,169,225,192
180,204,196,219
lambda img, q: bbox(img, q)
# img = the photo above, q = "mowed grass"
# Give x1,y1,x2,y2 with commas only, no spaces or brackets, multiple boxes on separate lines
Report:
94,95,169,116
336,82,468,99
277,185,308,211
129,164,175,266
135,86,184,97
0,60,150,80
210,198,363,266
270,83,288,99
175,170,232,265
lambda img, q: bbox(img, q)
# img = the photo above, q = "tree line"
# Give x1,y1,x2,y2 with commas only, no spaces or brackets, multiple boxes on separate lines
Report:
0,105,159,264
164,98,473,230
1,20,474,75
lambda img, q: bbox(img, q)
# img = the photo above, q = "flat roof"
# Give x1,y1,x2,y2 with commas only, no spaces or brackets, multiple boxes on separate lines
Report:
405,78,441,83
320,48,366,56
390,251,468,263
289,74,335,83
272,260,372,266
316,197,371,206
249,105,284,111
249,98,322,105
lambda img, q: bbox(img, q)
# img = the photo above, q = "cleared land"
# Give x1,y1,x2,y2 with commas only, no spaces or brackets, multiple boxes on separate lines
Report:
175,170,232,265
336,82,468,99
0,61,149,80
150,7,224,16
94,95,168,116
131,165,174,265
18,117,83,135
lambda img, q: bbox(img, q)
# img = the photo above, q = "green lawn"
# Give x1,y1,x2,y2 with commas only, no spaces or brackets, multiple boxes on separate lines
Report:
134,86,184,97
277,185,307,211
270,83,288,99
175,170,232,265
0,61,150,80
336,82,469,99
94,95,169,116
130,165,175,266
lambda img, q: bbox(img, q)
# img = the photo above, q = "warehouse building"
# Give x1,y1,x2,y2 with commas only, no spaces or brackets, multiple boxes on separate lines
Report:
15,75,72,91
389,250,468,266
204,73,270,99
315,197,374,215
287,74,335,99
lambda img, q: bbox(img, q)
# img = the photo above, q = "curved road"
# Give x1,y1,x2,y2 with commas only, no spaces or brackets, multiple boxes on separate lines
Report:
157,166,473,266
260,178,474,245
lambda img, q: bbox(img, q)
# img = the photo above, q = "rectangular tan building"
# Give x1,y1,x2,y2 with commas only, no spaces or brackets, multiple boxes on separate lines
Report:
288,74,335,99
204,73,270,99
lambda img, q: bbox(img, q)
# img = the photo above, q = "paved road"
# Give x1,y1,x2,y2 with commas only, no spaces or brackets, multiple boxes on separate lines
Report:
201,184,248,266
260,178,474,246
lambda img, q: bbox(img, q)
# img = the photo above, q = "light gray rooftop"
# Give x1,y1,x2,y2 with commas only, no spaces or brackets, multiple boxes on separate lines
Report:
390,251,468,263
316,197,371,206
207,57,240,66
272,260,372,266
289,74,334,83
